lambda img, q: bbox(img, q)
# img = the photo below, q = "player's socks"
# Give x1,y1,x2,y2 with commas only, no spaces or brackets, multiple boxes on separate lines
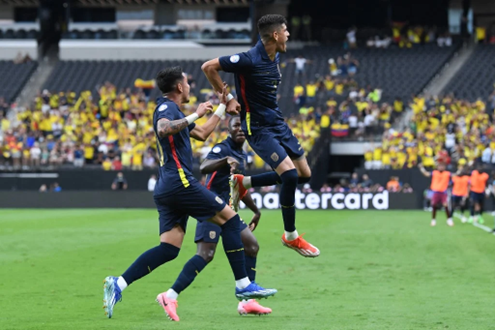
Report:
280,169,298,233
170,255,207,295
116,276,128,291
220,214,249,287
244,255,257,282
285,229,299,241
248,172,311,188
430,219,436,226
249,172,280,188
447,218,454,227
121,242,180,286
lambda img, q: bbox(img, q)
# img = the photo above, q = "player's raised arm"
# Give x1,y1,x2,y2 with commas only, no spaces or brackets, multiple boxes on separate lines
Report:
200,156,239,174
418,163,431,177
190,84,228,142
242,192,261,231
156,101,212,139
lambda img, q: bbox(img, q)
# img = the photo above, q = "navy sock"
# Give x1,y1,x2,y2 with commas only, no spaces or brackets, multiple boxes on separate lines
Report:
280,169,298,232
251,172,280,187
220,214,247,280
171,255,207,294
250,171,311,187
122,242,180,286
244,255,257,282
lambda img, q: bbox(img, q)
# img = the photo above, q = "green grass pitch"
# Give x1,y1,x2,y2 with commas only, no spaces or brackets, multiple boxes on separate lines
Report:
1,209,495,330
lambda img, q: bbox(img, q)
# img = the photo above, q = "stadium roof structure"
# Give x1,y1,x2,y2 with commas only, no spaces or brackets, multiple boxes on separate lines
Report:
0,0,249,4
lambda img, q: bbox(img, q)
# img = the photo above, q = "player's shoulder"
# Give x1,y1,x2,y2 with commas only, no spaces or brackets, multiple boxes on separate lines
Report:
156,100,178,113
211,142,229,155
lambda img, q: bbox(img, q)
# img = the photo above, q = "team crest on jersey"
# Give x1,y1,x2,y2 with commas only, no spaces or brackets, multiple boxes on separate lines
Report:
230,55,240,63
215,196,223,204
271,152,279,162
158,104,168,112
212,146,222,153
209,231,216,239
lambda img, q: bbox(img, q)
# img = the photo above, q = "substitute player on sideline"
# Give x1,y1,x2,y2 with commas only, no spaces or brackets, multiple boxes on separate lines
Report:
103,67,276,321
201,14,319,257
451,169,470,223
163,116,272,317
419,162,453,227
468,164,489,224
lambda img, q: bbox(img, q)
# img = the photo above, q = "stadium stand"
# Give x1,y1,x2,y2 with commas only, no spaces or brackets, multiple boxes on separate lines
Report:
0,60,37,103
365,91,495,170
443,44,495,100
1,84,322,171
42,60,234,103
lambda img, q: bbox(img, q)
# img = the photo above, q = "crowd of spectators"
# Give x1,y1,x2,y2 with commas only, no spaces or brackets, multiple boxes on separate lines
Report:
366,90,495,170
290,60,403,140
0,80,323,171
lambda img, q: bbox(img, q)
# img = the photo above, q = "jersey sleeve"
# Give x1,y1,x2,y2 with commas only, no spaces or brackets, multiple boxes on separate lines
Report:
219,52,252,73
188,123,196,131
154,102,178,124
205,144,227,160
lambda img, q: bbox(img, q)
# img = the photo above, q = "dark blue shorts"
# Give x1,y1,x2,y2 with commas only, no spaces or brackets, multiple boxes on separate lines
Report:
451,195,464,205
154,181,227,235
194,217,248,243
470,191,485,204
245,122,305,169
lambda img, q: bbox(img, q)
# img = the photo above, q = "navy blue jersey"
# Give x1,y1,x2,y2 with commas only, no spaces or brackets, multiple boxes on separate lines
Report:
153,97,197,193
219,40,283,134
204,137,247,202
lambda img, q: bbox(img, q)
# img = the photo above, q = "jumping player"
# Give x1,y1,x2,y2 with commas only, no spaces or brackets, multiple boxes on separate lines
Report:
103,67,276,320
468,164,489,224
451,169,470,223
201,14,319,257
419,162,453,226
163,116,271,318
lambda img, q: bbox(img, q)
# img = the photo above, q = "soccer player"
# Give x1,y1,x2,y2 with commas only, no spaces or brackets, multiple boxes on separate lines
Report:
468,164,489,224
103,67,276,320
419,162,453,227
201,14,319,257
451,170,470,223
163,116,272,318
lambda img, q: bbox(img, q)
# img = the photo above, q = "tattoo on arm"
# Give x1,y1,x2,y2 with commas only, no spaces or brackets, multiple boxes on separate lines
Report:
157,118,188,138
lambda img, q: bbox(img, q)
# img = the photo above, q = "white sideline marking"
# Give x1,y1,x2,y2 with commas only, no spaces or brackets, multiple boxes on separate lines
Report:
472,221,493,233
453,213,494,234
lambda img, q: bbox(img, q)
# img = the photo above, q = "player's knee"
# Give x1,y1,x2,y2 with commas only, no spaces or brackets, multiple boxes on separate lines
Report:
280,168,298,186
244,240,259,257
159,242,180,260
197,247,216,264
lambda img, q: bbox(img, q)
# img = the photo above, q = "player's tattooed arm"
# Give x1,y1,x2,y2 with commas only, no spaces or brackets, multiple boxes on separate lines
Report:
156,118,189,138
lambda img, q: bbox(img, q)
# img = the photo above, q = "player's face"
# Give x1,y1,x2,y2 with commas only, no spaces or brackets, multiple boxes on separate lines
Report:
229,117,245,144
180,73,190,103
438,163,446,171
275,24,290,53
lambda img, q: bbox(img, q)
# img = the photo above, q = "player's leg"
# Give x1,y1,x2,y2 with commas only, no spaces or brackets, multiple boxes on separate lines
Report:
209,205,276,300
158,241,217,322
177,182,276,300
460,198,468,222
237,224,272,316
468,193,476,223
103,195,186,318
103,224,184,318
444,195,453,226
232,127,319,257
431,194,438,226
162,222,220,313
480,195,485,222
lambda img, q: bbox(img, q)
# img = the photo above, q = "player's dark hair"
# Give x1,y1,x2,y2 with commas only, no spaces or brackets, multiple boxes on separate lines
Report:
156,66,184,94
228,115,240,131
257,14,287,41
